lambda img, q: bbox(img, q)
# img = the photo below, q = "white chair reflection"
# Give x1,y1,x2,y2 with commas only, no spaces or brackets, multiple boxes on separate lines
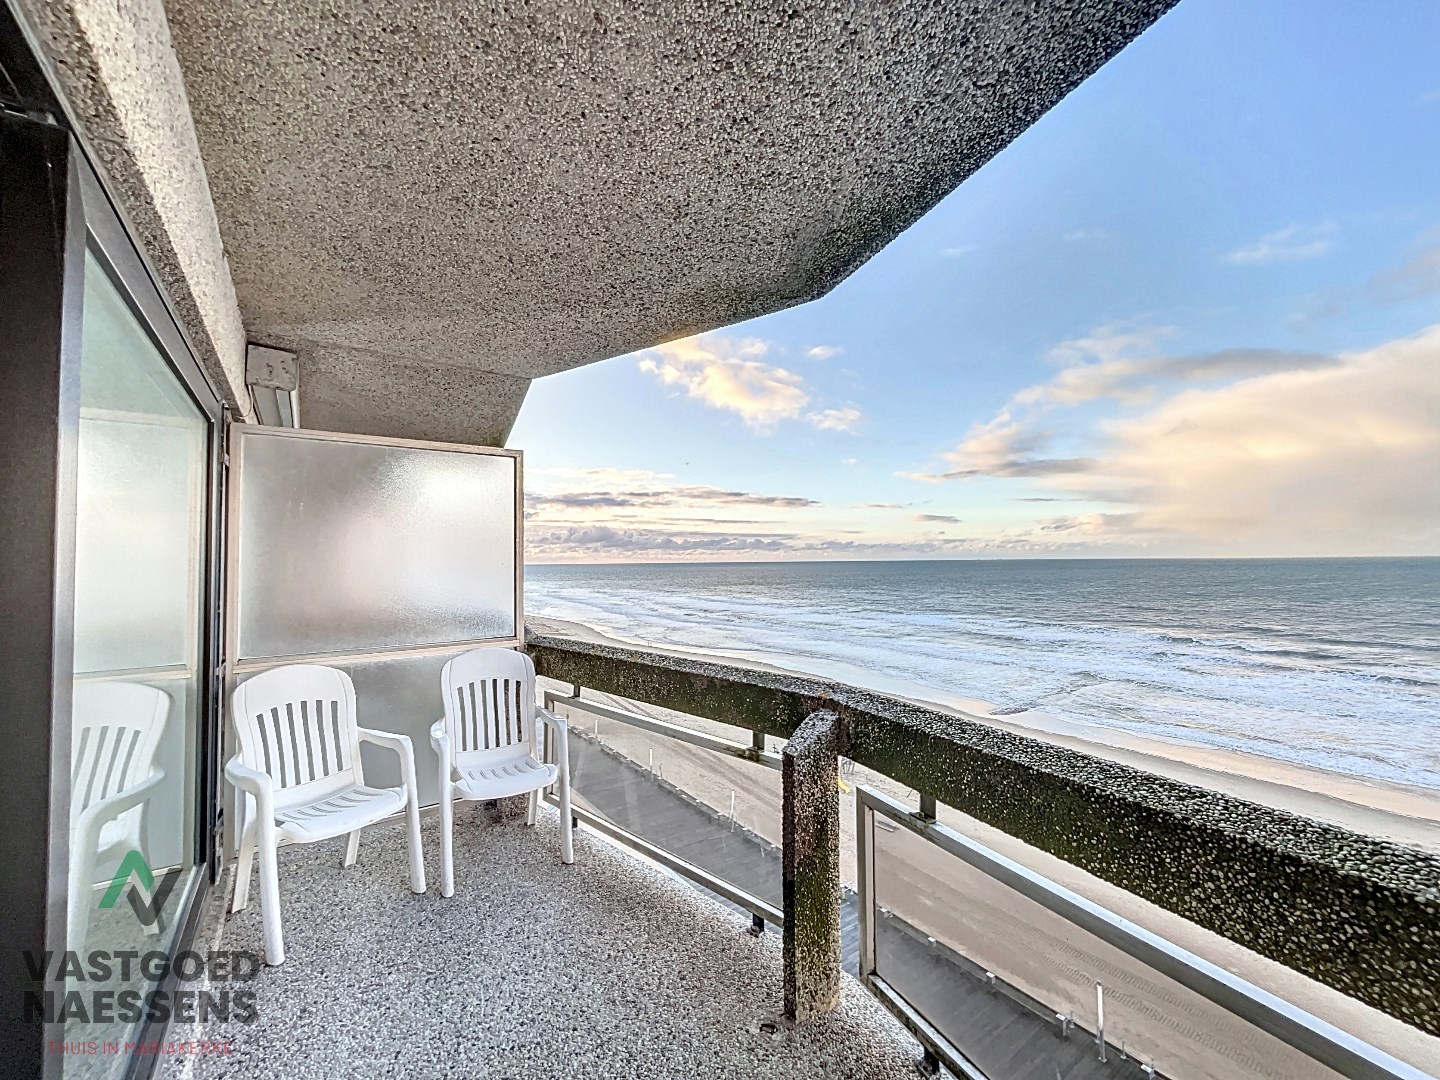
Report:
69,681,170,948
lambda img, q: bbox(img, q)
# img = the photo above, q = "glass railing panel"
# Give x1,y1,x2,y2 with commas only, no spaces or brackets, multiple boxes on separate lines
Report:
871,818,1348,1080
547,695,782,911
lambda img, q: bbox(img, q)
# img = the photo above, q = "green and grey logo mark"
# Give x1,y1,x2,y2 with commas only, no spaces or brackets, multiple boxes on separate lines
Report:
99,850,177,927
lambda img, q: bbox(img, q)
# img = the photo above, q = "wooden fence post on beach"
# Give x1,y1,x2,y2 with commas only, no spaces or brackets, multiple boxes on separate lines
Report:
782,709,844,1022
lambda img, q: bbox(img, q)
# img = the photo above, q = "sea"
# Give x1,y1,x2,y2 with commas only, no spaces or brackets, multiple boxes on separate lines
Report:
527,557,1440,791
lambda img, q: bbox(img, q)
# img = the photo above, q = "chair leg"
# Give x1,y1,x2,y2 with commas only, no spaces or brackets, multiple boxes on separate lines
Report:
343,830,360,868
67,847,92,952
137,814,161,936
526,788,539,827
256,824,285,966
403,792,426,896
394,744,426,896
232,826,256,913
439,783,455,899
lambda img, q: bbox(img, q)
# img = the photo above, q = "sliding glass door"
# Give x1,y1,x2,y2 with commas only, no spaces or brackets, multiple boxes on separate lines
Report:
55,166,224,1079
1,25,223,1080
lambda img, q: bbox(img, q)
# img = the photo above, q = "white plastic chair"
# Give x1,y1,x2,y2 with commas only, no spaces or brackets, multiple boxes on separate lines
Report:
226,665,425,965
431,648,573,897
69,681,170,948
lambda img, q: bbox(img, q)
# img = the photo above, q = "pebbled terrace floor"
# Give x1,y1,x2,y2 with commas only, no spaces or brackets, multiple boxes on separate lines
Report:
161,802,924,1080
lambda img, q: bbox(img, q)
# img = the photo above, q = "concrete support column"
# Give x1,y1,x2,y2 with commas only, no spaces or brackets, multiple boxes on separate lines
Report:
782,709,842,1021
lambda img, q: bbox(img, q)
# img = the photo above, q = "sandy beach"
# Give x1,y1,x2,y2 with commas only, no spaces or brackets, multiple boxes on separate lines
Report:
534,616,1440,1077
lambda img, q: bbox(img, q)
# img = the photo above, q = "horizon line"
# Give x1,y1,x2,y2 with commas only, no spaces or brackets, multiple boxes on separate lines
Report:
526,553,1439,568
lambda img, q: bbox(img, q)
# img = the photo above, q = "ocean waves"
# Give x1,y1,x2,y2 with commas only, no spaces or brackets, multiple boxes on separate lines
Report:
528,558,1440,790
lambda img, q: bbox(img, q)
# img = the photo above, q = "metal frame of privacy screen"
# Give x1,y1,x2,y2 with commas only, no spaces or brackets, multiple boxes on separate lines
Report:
538,686,785,929
222,425,523,849
854,785,1425,1080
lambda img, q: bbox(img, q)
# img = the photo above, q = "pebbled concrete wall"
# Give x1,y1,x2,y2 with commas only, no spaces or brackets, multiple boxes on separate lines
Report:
13,0,249,415
161,0,1179,441
783,710,844,1021
17,0,1178,445
526,631,1440,1036
295,346,530,447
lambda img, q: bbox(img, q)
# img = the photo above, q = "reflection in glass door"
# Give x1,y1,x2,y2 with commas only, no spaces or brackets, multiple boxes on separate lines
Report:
66,249,208,1074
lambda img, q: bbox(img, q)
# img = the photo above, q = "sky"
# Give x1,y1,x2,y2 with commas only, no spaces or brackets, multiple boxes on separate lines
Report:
511,0,1440,563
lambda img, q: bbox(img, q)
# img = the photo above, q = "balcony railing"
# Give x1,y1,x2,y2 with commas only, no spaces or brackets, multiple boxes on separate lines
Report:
539,685,784,930
856,786,1423,1080
525,629,1439,1080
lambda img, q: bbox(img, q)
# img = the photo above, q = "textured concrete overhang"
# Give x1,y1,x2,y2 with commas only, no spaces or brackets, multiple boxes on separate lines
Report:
526,631,1440,1036
164,0,1177,444
12,0,250,415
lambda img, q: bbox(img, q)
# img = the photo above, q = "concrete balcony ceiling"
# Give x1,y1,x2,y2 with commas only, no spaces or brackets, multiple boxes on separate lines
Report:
164,0,1177,444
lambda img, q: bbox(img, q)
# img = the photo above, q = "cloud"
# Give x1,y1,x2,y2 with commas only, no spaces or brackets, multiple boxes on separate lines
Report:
1016,346,1338,407
527,484,817,512
1371,242,1440,303
1046,321,1175,366
526,470,836,560
638,336,808,429
527,523,995,562
941,244,978,257
900,410,1095,481
1418,89,1440,105
907,322,1343,482
842,457,859,466
1224,222,1337,265
525,464,996,562
1063,228,1108,242
1034,325,1336,408
1050,325,1440,554
529,525,794,556
1294,230,1440,326
1033,513,1142,536
807,406,863,432
805,345,844,360
638,334,861,432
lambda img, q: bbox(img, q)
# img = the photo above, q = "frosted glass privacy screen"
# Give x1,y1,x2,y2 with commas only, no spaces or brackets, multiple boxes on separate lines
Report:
235,431,518,660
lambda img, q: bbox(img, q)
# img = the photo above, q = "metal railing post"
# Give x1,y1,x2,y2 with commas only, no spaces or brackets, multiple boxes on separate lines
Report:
856,791,877,983
1096,982,1107,1062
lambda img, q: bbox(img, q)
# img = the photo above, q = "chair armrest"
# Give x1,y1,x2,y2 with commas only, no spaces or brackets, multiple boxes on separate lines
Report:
357,728,422,807
429,719,448,752
225,757,274,804
225,757,275,844
357,727,414,757
536,707,568,732
74,769,166,834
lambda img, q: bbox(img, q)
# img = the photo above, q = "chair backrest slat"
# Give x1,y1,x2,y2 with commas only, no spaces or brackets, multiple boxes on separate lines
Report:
70,682,170,817
441,648,536,766
233,666,363,803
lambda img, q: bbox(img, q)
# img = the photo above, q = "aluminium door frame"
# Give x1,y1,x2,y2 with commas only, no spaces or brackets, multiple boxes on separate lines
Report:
73,152,229,1080
0,113,228,1080
0,105,87,1080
